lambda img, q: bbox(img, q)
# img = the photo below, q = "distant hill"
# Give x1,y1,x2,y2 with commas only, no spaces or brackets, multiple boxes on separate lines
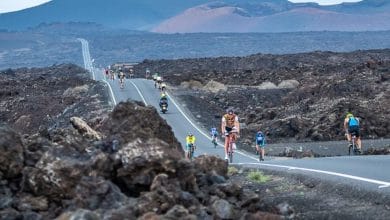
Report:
0,0,211,30
153,0,390,33
0,0,389,32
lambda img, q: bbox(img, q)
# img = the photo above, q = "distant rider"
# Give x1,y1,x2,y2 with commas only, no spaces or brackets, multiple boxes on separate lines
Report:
186,132,196,159
221,108,240,160
161,82,167,91
255,130,266,161
159,92,168,110
211,127,218,142
156,75,163,88
118,71,125,89
344,112,362,152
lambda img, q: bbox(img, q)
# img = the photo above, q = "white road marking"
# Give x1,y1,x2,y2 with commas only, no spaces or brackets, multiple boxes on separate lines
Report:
129,80,148,106
232,162,390,188
165,90,259,161
79,41,390,189
102,79,117,106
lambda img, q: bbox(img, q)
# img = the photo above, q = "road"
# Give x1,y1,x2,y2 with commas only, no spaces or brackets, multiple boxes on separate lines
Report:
78,38,390,193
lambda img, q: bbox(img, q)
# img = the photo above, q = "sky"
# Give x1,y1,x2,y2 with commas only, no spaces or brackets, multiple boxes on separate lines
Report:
0,0,363,13
289,0,362,5
0,0,51,13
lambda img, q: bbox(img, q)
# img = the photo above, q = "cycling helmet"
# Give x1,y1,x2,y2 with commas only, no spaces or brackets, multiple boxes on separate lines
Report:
346,113,353,118
188,132,193,136
226,107,234,114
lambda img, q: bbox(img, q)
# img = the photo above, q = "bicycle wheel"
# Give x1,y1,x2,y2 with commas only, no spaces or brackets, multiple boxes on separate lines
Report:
228,142,233,163
348,145,352,155
212,139,217,148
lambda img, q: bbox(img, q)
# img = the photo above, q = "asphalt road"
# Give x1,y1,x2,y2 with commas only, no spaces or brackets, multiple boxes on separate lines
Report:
79,38,390,193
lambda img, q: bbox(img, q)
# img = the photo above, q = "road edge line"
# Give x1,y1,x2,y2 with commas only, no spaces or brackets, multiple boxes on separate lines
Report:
129,80,148,106
165,91,259,162
232,162,390,187
102,78,117,106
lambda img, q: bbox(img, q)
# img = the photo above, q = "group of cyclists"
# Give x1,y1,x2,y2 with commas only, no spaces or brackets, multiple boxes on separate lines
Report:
185,110,363,161
106,67,363,161
184,107,267,162
104,68,129,89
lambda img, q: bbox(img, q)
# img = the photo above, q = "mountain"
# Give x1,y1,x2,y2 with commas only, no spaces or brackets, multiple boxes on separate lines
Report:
152,0,390,33
0,0,389,32
0,0,211,30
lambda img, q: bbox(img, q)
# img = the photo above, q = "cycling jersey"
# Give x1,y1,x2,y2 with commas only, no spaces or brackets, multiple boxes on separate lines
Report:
348,116,359,128
211,128,218,137
255,132,266,146
186,135,196,144
222,113,238,128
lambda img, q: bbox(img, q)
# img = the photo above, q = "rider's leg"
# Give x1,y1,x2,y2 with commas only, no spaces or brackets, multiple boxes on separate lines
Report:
356,137,362,150
260,146,265,160
346,132,352,147
185,144,190,159
224,135,229,159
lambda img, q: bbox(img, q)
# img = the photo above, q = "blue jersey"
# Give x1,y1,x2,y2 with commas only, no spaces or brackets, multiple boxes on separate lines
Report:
348,117,359,128
255,132,266,145
211,128,218,136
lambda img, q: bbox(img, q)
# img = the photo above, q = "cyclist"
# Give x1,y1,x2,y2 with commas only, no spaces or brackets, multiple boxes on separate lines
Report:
145,68,150,79
221,108,240,160
255,130,266,161
344,112,362,153
118,71,125,89
185,132,196,159
110,69,115,80
211,127,218,145
153,73,159,88
161,82,167,91
156,75,163,89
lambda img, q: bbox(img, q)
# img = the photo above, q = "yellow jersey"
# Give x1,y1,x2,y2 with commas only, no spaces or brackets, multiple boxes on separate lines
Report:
186,135,196,144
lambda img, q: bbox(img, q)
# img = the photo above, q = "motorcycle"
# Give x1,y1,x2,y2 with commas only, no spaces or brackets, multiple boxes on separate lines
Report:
161,103,168,114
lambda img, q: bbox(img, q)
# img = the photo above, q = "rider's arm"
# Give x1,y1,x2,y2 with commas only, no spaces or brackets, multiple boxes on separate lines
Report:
234,116,240,133
221,117,226,134
343,118,348,132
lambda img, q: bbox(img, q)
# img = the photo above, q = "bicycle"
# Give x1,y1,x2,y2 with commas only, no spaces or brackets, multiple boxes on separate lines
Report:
348,131,360,155
211,136,218,148
119,78,125,89
187,143,195,159
226,131,237,163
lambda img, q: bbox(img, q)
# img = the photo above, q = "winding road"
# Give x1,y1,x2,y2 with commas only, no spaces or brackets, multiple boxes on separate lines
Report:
78,38,390,193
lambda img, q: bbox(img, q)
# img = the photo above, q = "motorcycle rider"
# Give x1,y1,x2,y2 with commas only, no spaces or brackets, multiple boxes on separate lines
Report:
159,92,168,111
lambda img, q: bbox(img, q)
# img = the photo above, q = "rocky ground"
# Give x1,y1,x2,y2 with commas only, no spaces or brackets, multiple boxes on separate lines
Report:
133,49,390,156
1,64,389,219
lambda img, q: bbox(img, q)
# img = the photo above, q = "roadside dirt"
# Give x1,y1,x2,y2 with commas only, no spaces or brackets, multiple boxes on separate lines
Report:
229,166,390,220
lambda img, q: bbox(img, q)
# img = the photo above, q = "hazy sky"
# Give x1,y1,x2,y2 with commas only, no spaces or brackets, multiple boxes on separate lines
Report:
289,0,362,5
0,0,51,13
0,0,363,13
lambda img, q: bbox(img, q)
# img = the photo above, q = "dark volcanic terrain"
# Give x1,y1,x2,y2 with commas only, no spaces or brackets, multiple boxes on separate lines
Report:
1,64,389,219
133,49,390,153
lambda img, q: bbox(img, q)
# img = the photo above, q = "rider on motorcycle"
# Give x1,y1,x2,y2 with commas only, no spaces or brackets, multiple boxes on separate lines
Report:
159,92,168,110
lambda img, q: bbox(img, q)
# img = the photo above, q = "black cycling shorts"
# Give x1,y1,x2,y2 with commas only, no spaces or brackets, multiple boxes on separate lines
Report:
348,126,360,137
225,126,232,136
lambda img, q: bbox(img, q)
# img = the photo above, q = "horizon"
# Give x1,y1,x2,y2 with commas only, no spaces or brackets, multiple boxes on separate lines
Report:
0,0,364,14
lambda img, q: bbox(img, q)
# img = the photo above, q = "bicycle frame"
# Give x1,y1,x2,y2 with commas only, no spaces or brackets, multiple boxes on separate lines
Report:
348,133,358,155
187,144,195,159
227,132,236,163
